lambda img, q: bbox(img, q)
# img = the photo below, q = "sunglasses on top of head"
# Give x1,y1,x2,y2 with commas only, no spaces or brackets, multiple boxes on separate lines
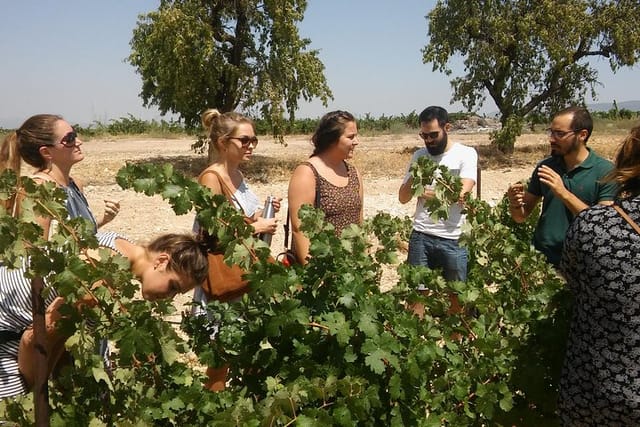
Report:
228,135,259,148
59,131,78,148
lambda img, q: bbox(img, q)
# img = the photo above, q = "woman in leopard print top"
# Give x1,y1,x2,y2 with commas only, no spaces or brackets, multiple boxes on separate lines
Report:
288,111,363,264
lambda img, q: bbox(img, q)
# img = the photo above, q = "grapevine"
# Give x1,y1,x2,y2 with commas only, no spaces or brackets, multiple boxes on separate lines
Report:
0,160,568,426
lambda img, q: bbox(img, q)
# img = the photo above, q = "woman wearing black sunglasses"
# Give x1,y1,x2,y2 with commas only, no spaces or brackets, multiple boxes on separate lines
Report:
195,108,281,247
0,114,120,236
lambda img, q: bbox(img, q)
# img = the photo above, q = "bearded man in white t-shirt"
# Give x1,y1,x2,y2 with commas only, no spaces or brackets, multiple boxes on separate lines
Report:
398,106,477,282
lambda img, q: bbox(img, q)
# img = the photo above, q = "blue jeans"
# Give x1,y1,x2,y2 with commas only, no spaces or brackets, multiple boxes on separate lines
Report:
407,230,468,282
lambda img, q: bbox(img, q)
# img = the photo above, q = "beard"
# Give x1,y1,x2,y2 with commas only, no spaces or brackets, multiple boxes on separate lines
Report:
426,132,448,155
551,136,581,157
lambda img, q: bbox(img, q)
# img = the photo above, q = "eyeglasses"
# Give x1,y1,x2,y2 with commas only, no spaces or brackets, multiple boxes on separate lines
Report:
228,135,258,148
546,128,576,139
59,131,78,147
419,131,440,141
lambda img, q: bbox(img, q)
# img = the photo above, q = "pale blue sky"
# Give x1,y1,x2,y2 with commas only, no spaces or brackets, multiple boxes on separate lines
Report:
1,1,638,128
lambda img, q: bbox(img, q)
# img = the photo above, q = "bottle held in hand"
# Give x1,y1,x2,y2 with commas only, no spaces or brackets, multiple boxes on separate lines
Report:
259,196,275,246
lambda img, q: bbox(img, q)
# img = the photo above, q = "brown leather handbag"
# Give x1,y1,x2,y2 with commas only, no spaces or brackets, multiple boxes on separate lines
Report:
198,170,250,302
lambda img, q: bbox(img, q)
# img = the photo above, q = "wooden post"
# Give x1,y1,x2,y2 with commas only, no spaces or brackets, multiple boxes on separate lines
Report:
476,165,482,199
31,277,50,427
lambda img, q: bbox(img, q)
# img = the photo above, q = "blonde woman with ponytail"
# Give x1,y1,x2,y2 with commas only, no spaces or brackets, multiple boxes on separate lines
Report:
193,109,282,391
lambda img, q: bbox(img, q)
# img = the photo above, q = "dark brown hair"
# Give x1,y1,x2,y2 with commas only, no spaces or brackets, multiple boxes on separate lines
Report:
0,114,62,174
311,110,355,156
0,114,63,213
147,233,209,287
556,106,593,143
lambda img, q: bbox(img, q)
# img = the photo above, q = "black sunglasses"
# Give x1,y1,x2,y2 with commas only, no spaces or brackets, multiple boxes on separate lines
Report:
59,131,78,147
419,131,440,141
228,135,258,148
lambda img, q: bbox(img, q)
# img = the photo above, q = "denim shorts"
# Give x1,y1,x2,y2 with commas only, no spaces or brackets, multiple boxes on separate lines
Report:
407,229,468,282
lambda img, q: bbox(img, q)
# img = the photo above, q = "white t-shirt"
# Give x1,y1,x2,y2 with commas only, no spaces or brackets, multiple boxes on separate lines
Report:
402,142,478,239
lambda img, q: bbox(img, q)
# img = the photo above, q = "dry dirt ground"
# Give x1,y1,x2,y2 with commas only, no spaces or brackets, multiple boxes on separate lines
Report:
72,131,622,314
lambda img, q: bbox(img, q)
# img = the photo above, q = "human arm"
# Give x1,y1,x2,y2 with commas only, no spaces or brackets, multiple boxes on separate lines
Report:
18,297,68,390
18,278,101,389
537,165,595,215
398,153,419,204
398,175,415,204
248,197,281,235
458,147,478,202
288,164,317,264
459,178,476,203
96,199,120,228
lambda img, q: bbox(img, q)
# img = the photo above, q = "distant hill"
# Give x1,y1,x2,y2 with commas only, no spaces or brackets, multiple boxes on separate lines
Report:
588,100,640,112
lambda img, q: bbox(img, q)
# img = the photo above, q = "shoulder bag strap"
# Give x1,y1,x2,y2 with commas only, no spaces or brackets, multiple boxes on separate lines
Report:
198,169,245,215
613,204,640,235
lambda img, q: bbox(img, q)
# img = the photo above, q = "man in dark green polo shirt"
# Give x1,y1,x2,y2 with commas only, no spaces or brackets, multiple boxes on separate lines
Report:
506,106,616,266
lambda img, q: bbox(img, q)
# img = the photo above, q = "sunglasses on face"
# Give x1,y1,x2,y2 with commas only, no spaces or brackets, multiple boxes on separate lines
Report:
228,135,258,148
419,131,440,141
59,131,78,147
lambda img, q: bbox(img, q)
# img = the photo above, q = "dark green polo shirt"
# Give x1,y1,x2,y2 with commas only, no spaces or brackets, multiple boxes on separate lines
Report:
527,149,616,266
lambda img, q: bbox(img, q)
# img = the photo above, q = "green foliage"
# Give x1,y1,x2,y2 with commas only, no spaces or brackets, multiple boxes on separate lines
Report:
591,101,640,121
127,0,332,145
491,115,526,154
253,110,421,136
409,156,463,220
74,115,188,139
423,0,640,152
1,160,568,425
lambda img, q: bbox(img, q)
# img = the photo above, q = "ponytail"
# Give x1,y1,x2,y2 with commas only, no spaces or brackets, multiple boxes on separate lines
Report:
0,131,23,176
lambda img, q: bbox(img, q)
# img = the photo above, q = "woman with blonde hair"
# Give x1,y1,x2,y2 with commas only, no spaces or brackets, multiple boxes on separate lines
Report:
195,109,280,236
193,109,281,390
287,110,363,264
0,114,120,234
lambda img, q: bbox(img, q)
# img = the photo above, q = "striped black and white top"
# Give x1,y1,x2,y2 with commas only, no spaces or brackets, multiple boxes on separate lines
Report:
0,231,124,399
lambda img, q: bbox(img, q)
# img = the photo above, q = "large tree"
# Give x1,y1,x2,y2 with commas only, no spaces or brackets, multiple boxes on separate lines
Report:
423,0,640,152
128,0,332,153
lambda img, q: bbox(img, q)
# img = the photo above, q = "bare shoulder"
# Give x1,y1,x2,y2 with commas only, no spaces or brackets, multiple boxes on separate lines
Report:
30,171,54,185
291,162,316,181
198,167,224,193
289,162,317,202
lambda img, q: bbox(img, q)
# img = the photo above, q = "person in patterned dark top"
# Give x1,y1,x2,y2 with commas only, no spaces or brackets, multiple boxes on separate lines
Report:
287,110,363,264
559,125,640,425
0,231,208,399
